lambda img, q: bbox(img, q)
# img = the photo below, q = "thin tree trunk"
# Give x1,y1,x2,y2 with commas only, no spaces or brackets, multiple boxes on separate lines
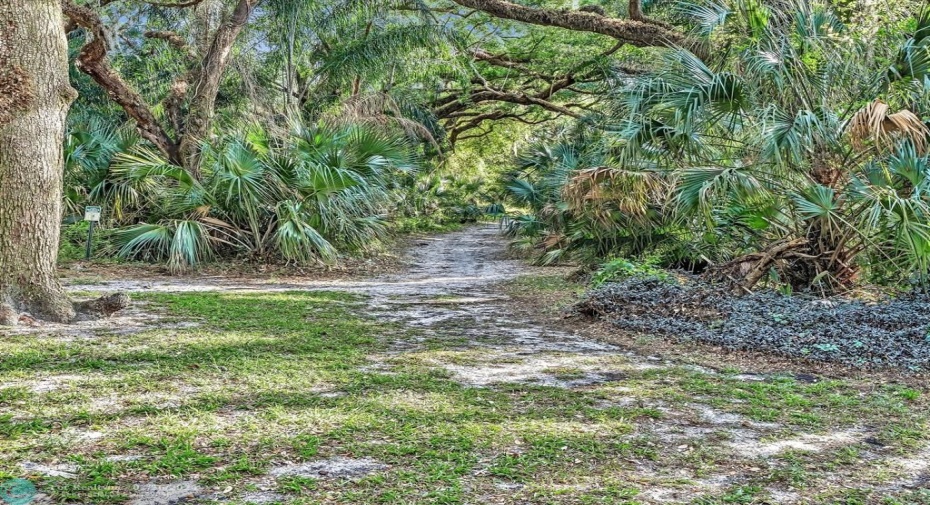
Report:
0,0,77,322
285,12,297,109
178,0,256,178
628,0,643,20
351,20,374,97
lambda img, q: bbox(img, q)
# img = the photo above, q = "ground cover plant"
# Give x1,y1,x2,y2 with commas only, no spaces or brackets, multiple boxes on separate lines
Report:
576,274,930,371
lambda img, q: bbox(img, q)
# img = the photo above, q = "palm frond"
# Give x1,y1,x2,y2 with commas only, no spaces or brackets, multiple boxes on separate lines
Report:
846,100,929,154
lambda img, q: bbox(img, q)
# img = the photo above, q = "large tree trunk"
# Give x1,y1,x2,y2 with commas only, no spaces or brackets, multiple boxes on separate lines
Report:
0,0,77,322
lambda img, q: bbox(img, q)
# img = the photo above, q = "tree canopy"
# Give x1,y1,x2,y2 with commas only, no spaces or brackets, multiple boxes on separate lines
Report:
3,0,930,321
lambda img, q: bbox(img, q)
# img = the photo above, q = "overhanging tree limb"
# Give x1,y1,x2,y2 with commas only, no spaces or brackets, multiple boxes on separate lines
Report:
437,37,645,142
446,0,685,47
62,0,182,164
144,30,195,57
143,0,206,7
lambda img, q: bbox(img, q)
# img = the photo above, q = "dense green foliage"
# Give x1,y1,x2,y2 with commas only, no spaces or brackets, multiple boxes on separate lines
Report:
64,121,500,271
503,0,930,292
59,0,930,292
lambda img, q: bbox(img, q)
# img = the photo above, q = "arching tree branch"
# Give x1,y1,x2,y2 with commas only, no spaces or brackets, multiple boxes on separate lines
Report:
144,30,195,57
143,0,206,7
64,0,259,177
62,0,181,164
446,0,685,47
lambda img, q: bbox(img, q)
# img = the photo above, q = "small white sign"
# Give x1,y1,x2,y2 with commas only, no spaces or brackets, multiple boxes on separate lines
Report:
84,206,102,222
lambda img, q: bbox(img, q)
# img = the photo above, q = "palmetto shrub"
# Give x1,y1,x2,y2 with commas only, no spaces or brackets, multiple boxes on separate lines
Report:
63,120,143,224
503,131,687,267
504,1,930,293
624,0,930,292
66,122,419,273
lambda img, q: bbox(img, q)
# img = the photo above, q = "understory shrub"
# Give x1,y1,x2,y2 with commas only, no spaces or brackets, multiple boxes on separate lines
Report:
58,222,119,262
591,257,671,287
64,122,421,272
502,2,930,294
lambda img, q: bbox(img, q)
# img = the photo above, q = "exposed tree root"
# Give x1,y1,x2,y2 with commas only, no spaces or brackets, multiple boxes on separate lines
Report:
707,238,858,295
0,303,18,326
73,293,132,321
0,293,131,326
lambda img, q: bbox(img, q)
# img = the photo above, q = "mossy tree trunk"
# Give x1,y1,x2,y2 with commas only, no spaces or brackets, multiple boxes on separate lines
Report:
0,0,77,323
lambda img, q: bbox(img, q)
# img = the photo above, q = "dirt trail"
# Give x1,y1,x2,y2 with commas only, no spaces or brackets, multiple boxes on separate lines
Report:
360,225,623,360
9,225,928,503
65,225,636,378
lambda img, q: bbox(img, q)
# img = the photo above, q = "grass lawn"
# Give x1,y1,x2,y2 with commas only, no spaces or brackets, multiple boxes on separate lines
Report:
1,286,929,504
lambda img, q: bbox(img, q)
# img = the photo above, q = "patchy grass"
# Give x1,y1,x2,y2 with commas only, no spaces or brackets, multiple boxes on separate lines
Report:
1,286,929,504
502,273,583,318
504,273,581,295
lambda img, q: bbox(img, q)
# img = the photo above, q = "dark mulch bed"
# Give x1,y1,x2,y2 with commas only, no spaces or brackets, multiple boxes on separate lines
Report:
574,276,930,371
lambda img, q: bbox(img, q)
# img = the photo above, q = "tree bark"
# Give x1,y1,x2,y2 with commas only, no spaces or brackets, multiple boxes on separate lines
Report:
628,0,643,21
178,0,256,177
447,0,684,47
0,0,77,322
63,1,183,165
